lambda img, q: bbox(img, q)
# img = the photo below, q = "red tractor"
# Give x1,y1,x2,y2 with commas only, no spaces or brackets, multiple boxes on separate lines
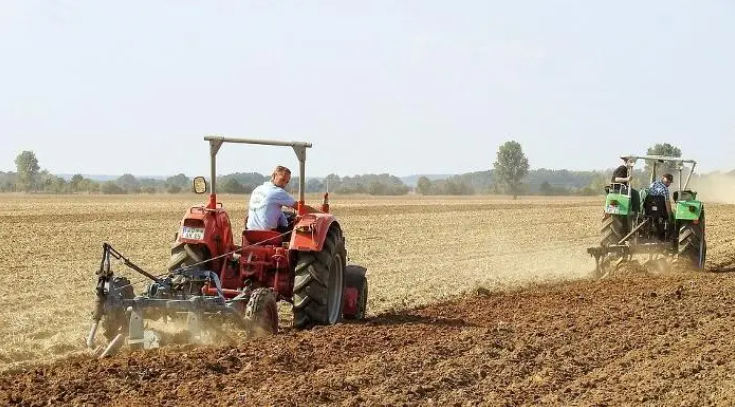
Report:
87,136,368,353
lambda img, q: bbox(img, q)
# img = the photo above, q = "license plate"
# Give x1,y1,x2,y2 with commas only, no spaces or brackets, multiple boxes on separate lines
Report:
181,226,205,240
606,205,620,214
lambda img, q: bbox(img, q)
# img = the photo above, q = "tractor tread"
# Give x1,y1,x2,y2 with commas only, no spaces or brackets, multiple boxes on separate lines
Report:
678,217,706,269
245,288,278,335
292,226,346,329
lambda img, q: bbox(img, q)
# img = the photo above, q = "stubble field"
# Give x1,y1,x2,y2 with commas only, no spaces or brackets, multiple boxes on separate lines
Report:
0,194,606,367
1,193,735,405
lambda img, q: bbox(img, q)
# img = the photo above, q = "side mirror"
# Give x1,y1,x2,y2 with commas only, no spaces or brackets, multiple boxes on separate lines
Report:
192,176,208,194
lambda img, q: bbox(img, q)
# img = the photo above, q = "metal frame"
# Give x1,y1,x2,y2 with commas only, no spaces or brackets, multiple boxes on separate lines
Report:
203,135,313,209
617,154,698,197
87,243,252,352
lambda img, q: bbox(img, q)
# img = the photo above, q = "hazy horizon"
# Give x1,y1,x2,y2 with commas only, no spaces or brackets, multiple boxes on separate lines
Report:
2,1,733,177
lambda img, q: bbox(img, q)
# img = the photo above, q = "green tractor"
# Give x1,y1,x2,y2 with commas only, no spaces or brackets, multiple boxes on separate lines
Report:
587,155,706,278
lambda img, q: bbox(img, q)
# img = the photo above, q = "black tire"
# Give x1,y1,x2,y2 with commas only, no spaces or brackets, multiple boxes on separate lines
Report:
678,216,706,269
595,214,629,279
601,214,628,246
292,226,346,329
245,288,279,336
343,268,368,320
167,239,205,272
101,276,135,342
166,235,209,297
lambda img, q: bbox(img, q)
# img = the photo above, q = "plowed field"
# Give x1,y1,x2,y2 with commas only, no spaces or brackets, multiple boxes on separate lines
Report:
1,194,734,406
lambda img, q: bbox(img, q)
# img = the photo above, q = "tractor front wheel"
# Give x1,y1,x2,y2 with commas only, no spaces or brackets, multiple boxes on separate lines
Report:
245,288,279,336
293,227,346,329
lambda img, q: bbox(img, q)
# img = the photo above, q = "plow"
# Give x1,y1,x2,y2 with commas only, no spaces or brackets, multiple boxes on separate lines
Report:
587,154,707,278
86,136,368,356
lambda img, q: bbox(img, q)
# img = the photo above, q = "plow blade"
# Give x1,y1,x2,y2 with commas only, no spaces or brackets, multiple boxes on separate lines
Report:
88,243,276,357
587,242,674,258
90,296,253,357
587,242,676,279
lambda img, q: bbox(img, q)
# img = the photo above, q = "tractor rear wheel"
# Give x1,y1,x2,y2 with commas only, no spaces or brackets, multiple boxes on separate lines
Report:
167,238,205,271
101,276,135,342
167,237,208,296
678,217,706,269
292,227,346,329
245,288,279,336
595,214,629,279
601,214,627,246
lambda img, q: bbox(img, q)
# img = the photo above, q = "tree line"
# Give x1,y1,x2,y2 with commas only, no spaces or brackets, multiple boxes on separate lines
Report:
3,142,732,196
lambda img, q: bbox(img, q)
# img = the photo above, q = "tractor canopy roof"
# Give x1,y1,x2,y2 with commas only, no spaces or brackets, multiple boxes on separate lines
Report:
620,155,697,167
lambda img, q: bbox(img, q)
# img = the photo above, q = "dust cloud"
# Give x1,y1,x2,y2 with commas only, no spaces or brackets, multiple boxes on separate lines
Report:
689,173,735,204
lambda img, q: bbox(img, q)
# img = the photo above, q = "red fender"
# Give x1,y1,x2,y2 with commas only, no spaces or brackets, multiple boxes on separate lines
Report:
289,213,339,252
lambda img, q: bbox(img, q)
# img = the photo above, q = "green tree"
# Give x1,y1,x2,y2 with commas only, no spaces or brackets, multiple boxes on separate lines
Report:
88,181,100,194
493,140,530,199
586,174,609,195
367,181,387,195
116,174,141,193
323,174,341,191
70,174,85,192
539,181,553,195
47,176,68,194
165,173,191,191
416,176,432,195
101,181,125,194
221,178,246,194
645,143,682,175
166,184,182,194
14,151,40,192
306,178,324,193
0,172,16,192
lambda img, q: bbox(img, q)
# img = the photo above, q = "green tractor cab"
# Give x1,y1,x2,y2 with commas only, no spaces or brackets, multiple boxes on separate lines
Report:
588,155,706,278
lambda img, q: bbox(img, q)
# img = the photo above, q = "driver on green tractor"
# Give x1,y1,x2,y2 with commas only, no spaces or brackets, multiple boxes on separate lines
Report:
647,173,674,219
647,172,676,240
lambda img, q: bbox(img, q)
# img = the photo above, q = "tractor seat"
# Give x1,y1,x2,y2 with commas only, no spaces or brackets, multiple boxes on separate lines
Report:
243,230,283,246
642,194,668,219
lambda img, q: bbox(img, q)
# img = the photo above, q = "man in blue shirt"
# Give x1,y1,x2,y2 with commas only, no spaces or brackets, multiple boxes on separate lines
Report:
648,173,674,218
246,166,298,231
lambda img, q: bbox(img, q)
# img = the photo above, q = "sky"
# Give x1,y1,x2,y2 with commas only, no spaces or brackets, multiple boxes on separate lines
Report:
1,0,733,177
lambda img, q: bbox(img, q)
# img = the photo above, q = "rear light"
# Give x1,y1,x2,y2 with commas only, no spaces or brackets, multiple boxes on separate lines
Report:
609,200,618,206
